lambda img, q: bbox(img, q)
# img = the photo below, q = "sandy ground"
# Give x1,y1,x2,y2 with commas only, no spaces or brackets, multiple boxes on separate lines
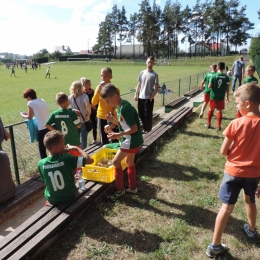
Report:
0,195,46,241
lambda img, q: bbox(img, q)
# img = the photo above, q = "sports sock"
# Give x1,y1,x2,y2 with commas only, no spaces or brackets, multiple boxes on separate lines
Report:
207,110,214,126
210,244,221,250
114,167,124,191
127,165,136,190
216,111,222,128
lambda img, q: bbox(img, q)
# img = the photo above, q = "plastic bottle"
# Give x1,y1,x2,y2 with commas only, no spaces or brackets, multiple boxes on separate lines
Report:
78,169,85,190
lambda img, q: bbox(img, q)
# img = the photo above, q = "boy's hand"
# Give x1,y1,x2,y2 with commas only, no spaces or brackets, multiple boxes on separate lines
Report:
150,97,154,102
97,81,106,93
104,125,112,133
255,186,260,199
134,94,138,101
65,144,78,151
73,109,80,117
74,173,79,183
107,132,120,140
226,97,229,103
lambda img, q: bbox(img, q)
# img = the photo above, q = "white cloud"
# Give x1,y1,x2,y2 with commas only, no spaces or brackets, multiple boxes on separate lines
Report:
27,0,96,9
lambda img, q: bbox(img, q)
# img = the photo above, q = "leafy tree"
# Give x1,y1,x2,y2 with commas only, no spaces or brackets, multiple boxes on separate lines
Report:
50,50,62,61
117,6,129,59
40,48,49,56
109,5,120,59
258,9,260,19
128,13,138,59
249,33,260,62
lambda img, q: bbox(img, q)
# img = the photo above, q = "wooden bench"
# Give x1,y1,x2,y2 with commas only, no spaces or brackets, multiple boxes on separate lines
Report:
164,96,187,113
193,96,204,107
0,108,192,259
139,113,160,128
184,87,202,97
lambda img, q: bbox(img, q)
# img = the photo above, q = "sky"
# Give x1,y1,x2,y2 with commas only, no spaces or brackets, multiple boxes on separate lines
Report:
0,0,259,56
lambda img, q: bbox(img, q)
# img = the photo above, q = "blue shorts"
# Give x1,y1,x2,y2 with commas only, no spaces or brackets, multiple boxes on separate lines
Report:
219,172,259,204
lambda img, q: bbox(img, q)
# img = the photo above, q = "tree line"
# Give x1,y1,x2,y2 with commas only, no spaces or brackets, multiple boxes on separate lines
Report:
92,0,258,59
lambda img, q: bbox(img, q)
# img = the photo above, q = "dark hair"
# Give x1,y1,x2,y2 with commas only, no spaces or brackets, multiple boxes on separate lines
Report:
23,88,37,99
56,92,68,105
100,84,119,99
212,64,217,70
44,130,64,151
147,56,155,61
101,67,112,76
217,62,225,71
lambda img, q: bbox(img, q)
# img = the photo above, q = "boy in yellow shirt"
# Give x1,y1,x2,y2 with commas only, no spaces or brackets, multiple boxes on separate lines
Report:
92,67,119,144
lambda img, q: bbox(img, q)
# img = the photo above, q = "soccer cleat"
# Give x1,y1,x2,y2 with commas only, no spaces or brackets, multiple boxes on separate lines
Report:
107,189,125,201
205,124,211,129
216,127,221,131
125,186,137,194
206,243,228,258
244,223,260,242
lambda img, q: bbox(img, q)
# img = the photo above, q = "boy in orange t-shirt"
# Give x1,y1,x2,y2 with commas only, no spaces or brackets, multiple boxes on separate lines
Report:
206,83,260,258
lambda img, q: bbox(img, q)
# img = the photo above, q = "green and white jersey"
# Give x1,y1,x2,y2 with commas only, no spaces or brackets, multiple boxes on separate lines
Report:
209,72,230,100
117,100,143,150
38,154,86,205
46,109,81,146
203,72,216,94
244,76,258,84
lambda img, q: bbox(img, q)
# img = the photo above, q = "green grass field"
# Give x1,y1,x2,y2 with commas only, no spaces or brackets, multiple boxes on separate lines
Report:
0,56,239,125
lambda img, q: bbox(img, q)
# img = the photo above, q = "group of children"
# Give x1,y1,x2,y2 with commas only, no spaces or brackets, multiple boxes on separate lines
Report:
199,60,260,257
38,56,159,205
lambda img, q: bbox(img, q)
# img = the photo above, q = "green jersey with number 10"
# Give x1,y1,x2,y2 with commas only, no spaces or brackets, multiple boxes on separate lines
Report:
38,154,86,205
209,72,230,100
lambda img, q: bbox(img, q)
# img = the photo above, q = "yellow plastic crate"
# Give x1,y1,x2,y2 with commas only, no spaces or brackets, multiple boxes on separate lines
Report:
82,148,127,183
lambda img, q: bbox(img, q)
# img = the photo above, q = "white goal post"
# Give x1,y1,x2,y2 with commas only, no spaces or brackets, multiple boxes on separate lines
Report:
67,58,91,67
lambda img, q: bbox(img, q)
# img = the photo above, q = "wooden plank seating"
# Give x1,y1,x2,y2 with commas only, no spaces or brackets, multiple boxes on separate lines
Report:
139,113,160,128
164,96,187,113
0,107,192,259
184,87,202,97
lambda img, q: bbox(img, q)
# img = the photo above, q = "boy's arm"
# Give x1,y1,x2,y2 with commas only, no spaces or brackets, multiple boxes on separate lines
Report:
226,84,230,102
200,80,205,90
45,124,56,131
92,84,104,106
134,82,141,101
255,186,260,199
220,136,233,156
65,144,94,164
107,124,138,140
150,82,159,102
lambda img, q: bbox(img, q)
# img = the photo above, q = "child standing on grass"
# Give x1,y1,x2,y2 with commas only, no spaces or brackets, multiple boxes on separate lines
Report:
100,84,143,200
92,67,119,145
38,130,93,205
10,65,16,77
45,66,50,79
199,64,217,119
235,66,258,119
206,83,260,258
134,56,159,134
45,93,81,158
206,62,230,131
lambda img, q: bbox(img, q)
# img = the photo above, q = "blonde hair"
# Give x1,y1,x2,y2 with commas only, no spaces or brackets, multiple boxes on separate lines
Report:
69,80,83,98
80,77,90,86
234,83,260,103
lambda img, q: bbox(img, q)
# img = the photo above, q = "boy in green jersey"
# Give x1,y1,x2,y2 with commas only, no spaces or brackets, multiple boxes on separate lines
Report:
244,66,258,84
199,64,217,118
206,62,230,131
100,84,143,200
46,93,81,157
38,130,93,205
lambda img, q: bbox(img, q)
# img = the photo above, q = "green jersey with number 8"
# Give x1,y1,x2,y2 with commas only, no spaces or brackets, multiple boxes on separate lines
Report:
38,154,86,205
209,72,230,100
46,109,81,146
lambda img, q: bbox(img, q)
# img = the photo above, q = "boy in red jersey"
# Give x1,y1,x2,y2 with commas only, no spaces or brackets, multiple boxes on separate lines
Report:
206,62,230,130
199,64,217,118
206,83,260,258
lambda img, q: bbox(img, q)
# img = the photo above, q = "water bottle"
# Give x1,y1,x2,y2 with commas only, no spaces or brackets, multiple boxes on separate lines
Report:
78,170,85,190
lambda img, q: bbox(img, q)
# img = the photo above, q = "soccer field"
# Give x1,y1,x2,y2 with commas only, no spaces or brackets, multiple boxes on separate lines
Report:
0,62,207,125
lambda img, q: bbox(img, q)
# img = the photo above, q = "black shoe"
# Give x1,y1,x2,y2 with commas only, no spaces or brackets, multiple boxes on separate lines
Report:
205,124,211,129
216,127,221,131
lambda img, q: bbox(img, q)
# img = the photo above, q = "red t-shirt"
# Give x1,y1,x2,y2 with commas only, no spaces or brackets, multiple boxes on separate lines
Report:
224,115,260,178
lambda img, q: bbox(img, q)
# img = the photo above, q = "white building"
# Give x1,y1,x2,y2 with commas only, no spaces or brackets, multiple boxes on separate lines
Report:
53,45,73,55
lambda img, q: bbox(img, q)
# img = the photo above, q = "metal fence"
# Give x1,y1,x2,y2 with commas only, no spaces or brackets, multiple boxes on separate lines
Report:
3,71,206,185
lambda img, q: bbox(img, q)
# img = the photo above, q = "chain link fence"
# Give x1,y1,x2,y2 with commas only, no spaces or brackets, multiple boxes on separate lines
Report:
3,71,205,185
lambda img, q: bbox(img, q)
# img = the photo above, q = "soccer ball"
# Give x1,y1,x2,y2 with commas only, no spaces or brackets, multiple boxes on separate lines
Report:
227,71,232,76
54,76,57,79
